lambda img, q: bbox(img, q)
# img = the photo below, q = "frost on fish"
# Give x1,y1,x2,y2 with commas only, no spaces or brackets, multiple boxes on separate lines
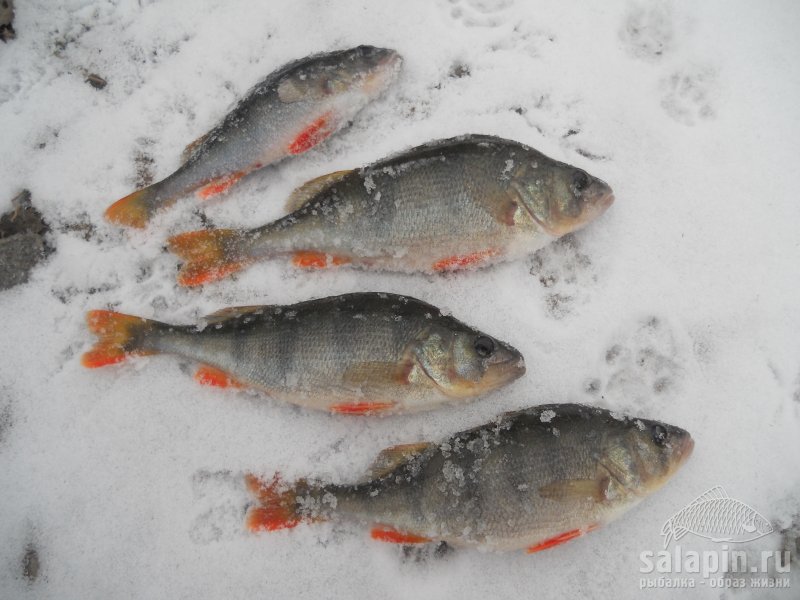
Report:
104,46,402,228
81,293,525,414
245,404,693,552
168,134,615,285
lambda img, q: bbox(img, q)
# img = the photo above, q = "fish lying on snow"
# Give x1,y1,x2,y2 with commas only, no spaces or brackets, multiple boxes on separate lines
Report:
168,134,614,286
81,293,524,414
245,404,693,552
105,46,402,228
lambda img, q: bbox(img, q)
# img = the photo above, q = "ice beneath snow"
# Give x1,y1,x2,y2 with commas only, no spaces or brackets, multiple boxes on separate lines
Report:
1,0,799,598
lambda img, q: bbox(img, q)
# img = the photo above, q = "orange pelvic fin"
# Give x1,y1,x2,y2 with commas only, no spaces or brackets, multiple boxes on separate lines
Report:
244,474,310,532
81,310,157,368
291,251,351,269
197,171,246,200
104,186,155,229
329,401,396,415
432,248,500,272
288,112,334,155
194,365,246,389
526,524,599,554
371,525,431,544
167,229,248,286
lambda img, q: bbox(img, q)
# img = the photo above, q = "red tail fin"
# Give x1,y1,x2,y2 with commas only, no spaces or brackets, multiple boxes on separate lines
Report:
104,186,157,229
81,310,158,368
244,474,322,532
167,229,249,286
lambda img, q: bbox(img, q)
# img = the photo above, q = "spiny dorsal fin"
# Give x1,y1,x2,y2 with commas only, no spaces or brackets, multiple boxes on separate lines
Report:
181,131,212,163
538,477,611,503
285,170,353,212
367,442,435,480
203,305,269,325
689,486,729,505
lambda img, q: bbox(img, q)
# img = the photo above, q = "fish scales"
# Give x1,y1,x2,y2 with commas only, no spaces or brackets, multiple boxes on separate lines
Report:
82,293,524,413
246,404,693,551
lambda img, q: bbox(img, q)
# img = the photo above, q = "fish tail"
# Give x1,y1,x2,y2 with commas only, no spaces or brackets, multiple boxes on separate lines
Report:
104,183,162,229
167,229,250,286
244,473,324,532
81,310,161,368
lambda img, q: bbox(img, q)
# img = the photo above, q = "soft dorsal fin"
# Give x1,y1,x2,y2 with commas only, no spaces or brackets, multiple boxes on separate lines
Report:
203,305,269,325
688,486,729,505
181,131,212,163
285,170,353,212
366,442,435,480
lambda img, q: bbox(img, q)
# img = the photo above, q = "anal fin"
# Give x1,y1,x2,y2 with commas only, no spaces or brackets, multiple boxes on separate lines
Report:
195,365,247,389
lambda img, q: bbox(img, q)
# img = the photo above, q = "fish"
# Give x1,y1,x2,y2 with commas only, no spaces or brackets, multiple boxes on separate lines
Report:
660,486,773,548
167,134,615,286
244,403,693,552
80,293,524,414
104,46,402,228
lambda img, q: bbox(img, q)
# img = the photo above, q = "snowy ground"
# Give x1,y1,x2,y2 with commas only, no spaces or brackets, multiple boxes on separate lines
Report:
1,0,799,598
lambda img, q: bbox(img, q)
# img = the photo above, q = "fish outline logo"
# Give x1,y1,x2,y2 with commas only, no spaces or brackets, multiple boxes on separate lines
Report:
660,486,773,548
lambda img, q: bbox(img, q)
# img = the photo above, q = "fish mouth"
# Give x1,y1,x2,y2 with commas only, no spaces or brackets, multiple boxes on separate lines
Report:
673,434,694,468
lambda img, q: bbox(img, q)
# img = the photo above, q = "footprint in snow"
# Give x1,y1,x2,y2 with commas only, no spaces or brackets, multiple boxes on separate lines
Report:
188,470,250,545
619,2,674,62
446,0,515,29
529,234,598,320
584,316,686,411
659,64,718,126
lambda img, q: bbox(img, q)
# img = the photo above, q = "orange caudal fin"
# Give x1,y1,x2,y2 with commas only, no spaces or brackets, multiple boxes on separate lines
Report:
195,365,246,389
104,185,158,229
167,229,249,286
329,401,396,415
288,112,334,155
432,248,500,272
196,171,246,200
81,310,158,368
292,251,352,269
371,525,432,544
244,474,322,532
526,524,599,554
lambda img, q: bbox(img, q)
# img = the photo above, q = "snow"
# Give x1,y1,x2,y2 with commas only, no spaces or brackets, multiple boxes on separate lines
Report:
1,0,799,598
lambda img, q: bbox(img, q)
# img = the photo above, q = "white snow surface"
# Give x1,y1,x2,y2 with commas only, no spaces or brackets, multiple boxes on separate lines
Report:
1,0,799,598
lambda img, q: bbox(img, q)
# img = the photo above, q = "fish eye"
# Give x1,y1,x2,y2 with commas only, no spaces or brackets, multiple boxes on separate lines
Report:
357,45,378,58
572,170,590,193
474,336,496,358
651,424,669,446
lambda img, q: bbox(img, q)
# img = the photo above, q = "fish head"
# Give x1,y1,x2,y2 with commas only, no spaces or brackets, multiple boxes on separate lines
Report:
413,322,526,399
277,47,401,104
597,416,694,500
515,161,614,236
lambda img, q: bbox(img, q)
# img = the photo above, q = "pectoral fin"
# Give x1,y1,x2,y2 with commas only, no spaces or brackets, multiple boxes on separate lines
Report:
286,170,354,212
371,525,431,544
538,477,610,502
341,360,414,387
